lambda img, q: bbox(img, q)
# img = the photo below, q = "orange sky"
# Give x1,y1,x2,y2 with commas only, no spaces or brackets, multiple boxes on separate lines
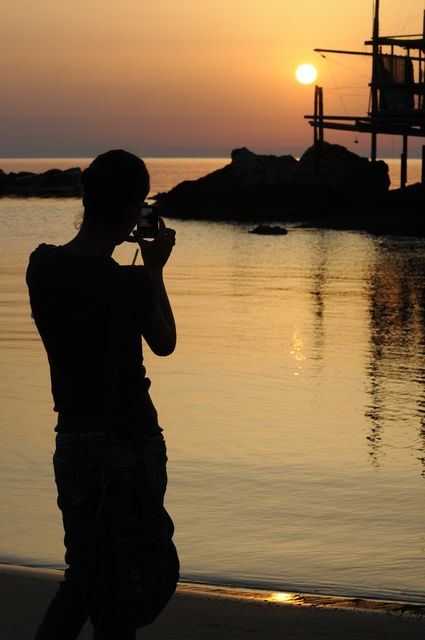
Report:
1,0,424,157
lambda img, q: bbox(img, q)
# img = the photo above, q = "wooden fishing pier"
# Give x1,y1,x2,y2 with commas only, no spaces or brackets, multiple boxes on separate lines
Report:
306,0,425,188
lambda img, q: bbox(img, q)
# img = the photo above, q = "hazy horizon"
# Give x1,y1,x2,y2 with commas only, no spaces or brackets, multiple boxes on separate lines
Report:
1,151,425,160
2,0,425,159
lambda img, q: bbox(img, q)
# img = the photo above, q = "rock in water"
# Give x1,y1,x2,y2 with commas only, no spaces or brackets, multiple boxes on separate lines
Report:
154,143,390,221
154,147,298,219
249,225,288,235
0,167,82,196
293,143,389,191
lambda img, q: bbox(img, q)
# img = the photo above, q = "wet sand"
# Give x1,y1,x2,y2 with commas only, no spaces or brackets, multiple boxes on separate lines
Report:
1,564,424,639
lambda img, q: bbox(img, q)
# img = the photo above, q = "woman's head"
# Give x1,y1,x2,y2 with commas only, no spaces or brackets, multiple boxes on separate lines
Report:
80,149,150,230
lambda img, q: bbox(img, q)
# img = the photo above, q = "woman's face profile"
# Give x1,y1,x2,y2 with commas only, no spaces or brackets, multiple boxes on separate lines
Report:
110,200,141,245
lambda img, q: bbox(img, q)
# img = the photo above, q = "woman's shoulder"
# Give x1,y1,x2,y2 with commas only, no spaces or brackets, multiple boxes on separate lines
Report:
27,243,61,270
26,244,62,288
28,243,60,264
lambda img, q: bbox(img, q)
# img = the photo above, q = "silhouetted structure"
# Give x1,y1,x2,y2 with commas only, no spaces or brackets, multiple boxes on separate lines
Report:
306,0,425,189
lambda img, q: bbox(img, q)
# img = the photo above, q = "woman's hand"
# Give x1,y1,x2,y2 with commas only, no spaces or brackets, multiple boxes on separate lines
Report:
132,218,176,268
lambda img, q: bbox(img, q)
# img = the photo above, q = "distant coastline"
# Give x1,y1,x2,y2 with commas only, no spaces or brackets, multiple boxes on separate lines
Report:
0,155,423,189
1,149,424,236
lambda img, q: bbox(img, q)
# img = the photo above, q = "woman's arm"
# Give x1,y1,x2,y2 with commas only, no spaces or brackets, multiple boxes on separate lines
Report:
136,218,177,356
142,266,176,356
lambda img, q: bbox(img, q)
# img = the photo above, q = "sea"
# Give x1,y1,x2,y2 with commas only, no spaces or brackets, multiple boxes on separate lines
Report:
0,156,424,604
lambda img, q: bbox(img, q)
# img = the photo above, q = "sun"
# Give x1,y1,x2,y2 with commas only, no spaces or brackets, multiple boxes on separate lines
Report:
295,64,318,85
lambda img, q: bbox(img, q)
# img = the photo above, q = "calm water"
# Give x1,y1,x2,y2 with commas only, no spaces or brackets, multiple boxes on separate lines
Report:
0,158,424,603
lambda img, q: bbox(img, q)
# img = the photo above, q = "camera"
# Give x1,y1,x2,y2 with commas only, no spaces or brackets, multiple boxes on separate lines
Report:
137,203,159,238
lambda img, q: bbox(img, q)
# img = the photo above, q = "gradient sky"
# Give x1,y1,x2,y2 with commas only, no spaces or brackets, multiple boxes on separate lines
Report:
1,0,424,157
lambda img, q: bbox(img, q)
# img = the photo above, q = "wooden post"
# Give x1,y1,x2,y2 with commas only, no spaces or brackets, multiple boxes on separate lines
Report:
371,132,377,162
400,135,408,189
419,49,423,111
371,0,380,117
370,0,379,162
422,145,425,185
318,87,324,143
314,86,324,175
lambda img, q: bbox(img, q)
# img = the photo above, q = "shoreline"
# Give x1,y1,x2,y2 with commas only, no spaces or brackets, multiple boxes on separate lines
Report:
1,563,424,639
2,561,424,609
2,561,424,611
2,562,424,615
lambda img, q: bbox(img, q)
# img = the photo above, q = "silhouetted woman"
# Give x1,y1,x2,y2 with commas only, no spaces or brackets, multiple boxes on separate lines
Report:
26,149,176,639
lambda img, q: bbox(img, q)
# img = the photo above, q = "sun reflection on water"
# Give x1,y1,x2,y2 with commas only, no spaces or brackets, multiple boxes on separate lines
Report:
269,592,296,604
290,327,306,376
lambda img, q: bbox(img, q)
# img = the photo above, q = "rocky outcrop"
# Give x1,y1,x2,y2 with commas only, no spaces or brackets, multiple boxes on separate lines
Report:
290,143,390,210
0,168,82,196
293,143,389,192
154,143,390,221
154,147,298,219
365,182,425,235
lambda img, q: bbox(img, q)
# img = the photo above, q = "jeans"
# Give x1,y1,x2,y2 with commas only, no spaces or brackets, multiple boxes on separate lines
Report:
34,430,168,640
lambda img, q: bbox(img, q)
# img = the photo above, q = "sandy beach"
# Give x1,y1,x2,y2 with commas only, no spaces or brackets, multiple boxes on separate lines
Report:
1,564,424,639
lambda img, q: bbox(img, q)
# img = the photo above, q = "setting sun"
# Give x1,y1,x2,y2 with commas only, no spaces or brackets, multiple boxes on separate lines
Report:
295,64,318,85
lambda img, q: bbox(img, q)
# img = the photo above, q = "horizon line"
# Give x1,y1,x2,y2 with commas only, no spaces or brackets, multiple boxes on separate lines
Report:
1,154,425,161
